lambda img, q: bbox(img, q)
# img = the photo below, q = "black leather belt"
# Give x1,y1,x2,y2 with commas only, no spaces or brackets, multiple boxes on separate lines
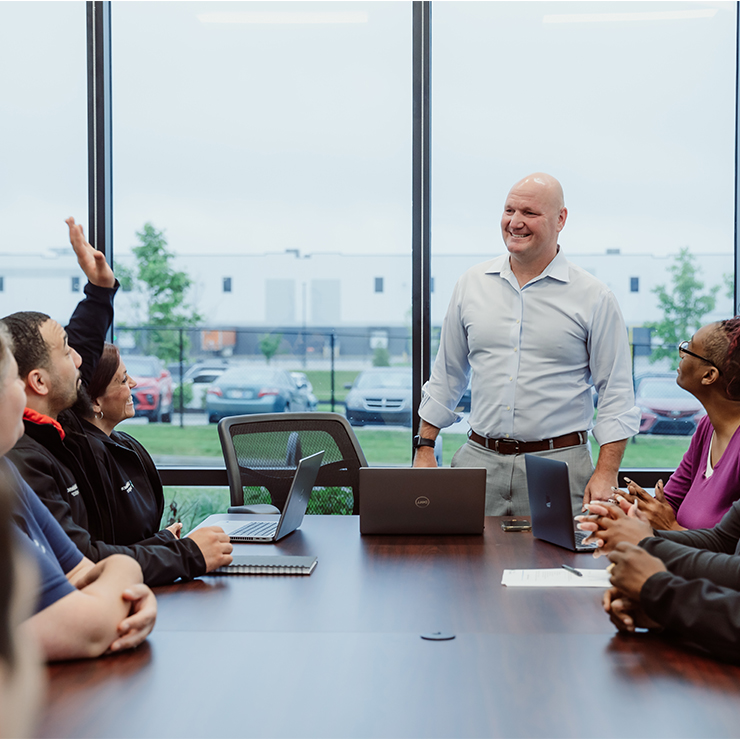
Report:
468,430,588,455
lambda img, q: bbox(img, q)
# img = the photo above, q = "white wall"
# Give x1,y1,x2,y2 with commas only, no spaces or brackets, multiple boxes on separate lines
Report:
0,248,732,330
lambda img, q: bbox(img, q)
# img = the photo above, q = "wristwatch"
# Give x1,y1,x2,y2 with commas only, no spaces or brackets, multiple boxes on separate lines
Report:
413,435,436,450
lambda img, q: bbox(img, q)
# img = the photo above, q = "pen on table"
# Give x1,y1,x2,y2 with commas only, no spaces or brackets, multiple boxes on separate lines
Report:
561,564,583,577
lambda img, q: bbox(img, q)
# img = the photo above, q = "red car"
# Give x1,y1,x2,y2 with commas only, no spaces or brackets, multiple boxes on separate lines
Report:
635,375,706,436
122,355,174,423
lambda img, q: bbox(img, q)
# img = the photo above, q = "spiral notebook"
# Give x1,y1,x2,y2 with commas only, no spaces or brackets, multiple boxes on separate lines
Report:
209,555,318,575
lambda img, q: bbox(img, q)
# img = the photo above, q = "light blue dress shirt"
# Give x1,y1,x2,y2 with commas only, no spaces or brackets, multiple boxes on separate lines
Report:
419,250,640,446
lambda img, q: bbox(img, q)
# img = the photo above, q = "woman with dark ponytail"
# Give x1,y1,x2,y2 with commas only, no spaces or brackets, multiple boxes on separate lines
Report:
618,317,740,530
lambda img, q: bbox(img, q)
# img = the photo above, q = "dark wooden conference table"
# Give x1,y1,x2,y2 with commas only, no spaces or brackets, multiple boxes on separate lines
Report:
40,515,740,739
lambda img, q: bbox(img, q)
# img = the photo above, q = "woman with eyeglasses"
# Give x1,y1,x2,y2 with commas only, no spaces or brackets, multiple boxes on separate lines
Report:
614,317,740,531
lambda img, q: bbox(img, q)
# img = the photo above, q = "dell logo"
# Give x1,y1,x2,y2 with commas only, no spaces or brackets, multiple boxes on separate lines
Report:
415,496,431,508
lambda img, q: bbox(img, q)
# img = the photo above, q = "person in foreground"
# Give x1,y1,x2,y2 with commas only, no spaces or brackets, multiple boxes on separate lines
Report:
578,495,740,662
3,218,232,586
615,318,740,531
413,172,639,515
0,455,43,737
0,322,157,663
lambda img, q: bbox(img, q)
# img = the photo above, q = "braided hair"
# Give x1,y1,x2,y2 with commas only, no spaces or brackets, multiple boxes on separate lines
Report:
703,317,740,400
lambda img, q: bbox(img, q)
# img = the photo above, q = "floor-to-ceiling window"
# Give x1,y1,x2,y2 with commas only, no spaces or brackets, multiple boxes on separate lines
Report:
431,1,736,470
0,1,738,523
0,2,88,320
111,1,411,522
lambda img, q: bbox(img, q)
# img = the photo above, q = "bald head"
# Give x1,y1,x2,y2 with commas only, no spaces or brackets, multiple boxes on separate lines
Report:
507,172,565,211
500,172,567,274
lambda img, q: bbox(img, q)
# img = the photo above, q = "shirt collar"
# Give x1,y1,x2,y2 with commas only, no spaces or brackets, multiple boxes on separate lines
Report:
23,408,65,441
485,247,570,285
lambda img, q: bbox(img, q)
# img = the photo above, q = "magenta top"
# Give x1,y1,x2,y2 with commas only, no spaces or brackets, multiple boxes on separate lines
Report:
663,415,740,530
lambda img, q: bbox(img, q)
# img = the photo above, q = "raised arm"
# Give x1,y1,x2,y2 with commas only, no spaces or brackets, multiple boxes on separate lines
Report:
63,219,119,385
65,217,115,289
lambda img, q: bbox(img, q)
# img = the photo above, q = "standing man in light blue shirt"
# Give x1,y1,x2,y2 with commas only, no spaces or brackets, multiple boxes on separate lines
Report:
413,173,640,515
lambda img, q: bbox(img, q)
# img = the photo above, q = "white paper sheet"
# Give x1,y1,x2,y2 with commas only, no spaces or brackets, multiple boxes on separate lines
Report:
501,568,611,588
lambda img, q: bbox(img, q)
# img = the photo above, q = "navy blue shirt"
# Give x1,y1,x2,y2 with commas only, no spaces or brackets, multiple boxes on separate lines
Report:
4,458,83,613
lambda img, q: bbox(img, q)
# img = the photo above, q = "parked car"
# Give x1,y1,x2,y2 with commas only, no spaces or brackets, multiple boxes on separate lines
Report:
635,374,706,435
290,372,319,411
344,368,412,427
174,361,230,410
206,367,313,423
123,355,174,423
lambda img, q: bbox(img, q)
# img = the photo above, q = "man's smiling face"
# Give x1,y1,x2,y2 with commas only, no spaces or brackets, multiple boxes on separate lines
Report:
500,177,566,264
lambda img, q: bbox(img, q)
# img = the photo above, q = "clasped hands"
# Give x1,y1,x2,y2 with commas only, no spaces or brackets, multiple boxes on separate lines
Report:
576,493,667,634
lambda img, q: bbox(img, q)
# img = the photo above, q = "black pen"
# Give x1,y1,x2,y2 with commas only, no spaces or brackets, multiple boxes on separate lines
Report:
561,564,583,577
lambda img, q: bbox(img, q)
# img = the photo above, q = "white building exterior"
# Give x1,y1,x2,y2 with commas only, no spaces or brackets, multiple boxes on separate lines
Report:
1,248,733,331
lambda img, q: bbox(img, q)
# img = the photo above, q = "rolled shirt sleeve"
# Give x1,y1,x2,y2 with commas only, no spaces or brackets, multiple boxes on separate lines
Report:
419,251,640,443
587,290,641,446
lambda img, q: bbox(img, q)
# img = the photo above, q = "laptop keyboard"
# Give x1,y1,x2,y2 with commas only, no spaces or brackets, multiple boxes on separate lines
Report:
229,521,278,538
574,529,597,550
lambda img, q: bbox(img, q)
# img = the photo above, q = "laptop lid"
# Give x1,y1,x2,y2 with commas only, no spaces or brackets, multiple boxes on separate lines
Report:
273,450,324,540
524,454,594,552
187,450,324,540
359,467,486,535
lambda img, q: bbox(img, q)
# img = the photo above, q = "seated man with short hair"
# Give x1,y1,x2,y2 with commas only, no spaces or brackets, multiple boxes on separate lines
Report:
0,318,156,663
4,218,232,586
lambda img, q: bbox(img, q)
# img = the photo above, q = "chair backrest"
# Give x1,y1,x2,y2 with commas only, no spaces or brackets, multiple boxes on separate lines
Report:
218,413,368,515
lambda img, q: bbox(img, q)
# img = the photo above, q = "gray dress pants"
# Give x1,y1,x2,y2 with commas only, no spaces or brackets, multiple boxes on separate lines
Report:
451,438,594,517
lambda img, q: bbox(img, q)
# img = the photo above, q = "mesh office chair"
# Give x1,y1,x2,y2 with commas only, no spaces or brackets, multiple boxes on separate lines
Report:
218,413,368,515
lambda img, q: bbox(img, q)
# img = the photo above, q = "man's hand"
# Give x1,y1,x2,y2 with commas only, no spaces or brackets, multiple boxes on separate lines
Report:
583,468,618,507
412,445,438,468
603,586,662,633
582,438,628,509
615,478,683,531
66,217,116,288
108,584,157,653
575,500,653,553
186,526,233,571
607,542,667,601
166,522,183,539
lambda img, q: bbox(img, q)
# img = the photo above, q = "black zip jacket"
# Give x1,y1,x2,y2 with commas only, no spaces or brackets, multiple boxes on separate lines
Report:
638,499,740,662
7,280,206,585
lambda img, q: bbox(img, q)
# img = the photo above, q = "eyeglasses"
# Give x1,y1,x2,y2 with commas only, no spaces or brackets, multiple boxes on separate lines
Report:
677,341,722,375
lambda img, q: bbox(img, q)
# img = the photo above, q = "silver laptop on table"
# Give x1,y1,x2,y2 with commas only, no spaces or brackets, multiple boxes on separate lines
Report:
191,450,324,543
524,454,596,552
359,467,486,535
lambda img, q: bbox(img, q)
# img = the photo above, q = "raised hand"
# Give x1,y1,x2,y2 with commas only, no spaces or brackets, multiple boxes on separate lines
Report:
66,217,116,288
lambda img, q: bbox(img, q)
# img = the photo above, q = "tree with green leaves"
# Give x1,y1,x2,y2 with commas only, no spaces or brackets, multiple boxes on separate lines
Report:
646,247,718,370
120,223,202,363
259,333,283,364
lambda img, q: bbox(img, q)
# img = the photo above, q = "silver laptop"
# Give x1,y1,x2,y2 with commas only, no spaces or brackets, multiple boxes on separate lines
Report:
524,454,596,552
359,467,486,535
194,451,324,543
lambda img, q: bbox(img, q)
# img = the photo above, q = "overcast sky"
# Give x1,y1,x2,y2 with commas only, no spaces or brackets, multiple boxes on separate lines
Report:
0,0,736,261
